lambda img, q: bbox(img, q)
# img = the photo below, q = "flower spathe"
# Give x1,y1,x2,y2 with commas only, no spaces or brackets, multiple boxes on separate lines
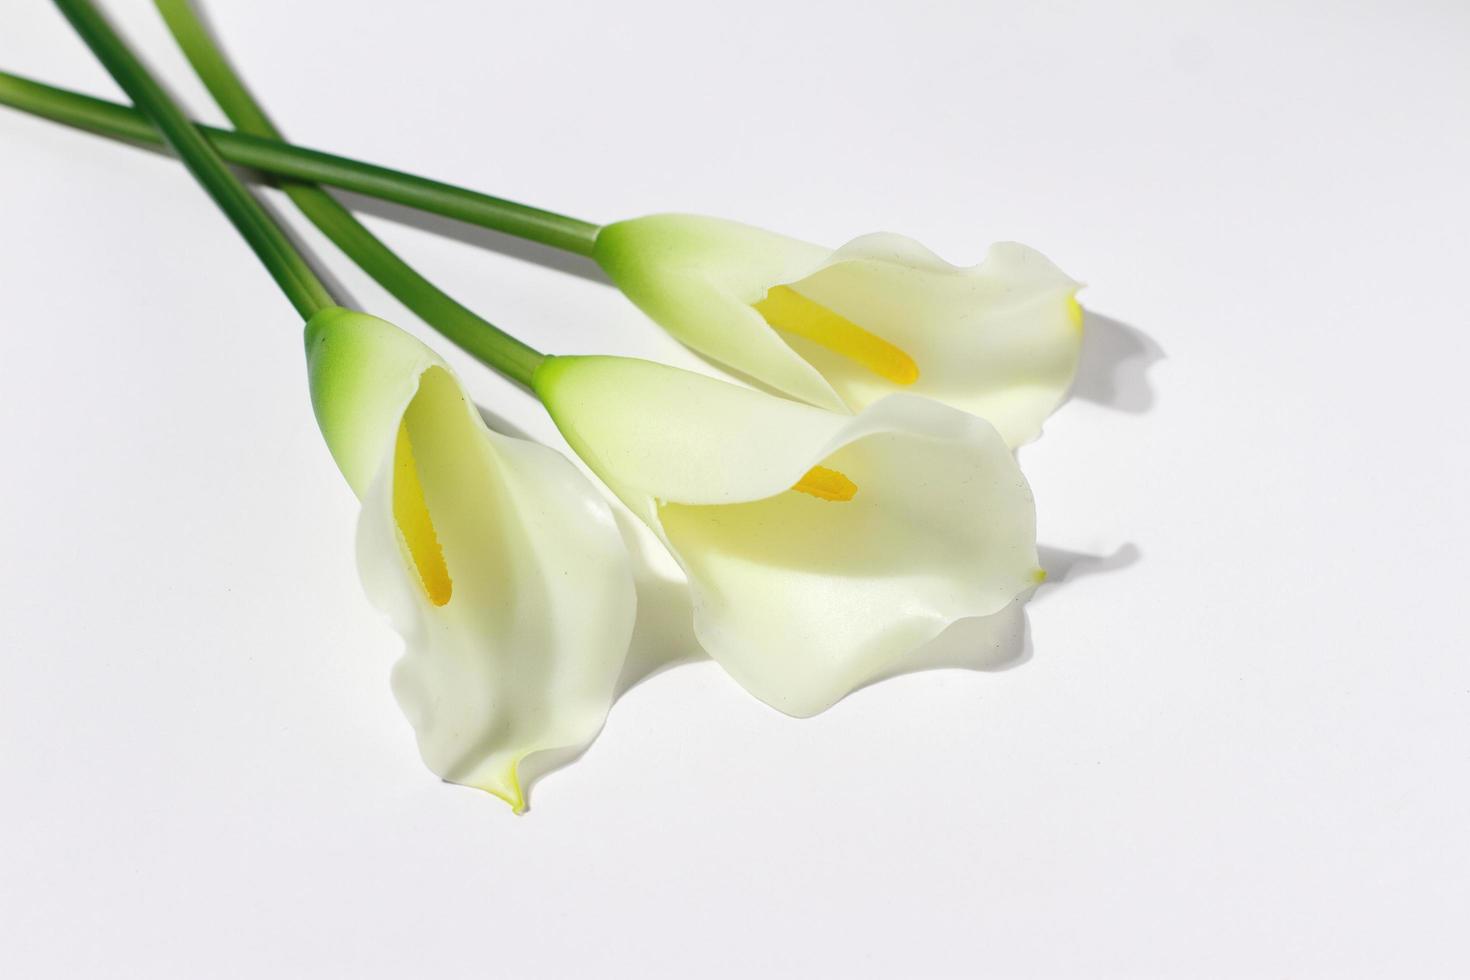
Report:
593,214,1084,448
534,355,1040,718
305,307,635,811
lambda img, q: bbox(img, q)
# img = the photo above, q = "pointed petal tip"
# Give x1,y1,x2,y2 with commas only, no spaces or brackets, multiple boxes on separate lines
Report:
466,763,526,814
489,787,527,815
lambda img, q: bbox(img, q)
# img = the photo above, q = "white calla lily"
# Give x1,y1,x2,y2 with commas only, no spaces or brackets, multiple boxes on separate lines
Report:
306,307,636,811
533,355,1040,717
593,214,1084,447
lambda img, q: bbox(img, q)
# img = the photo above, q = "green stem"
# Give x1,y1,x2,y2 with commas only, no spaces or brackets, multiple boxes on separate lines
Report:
153,0,543,388
50,0,334,320
0,70,600,258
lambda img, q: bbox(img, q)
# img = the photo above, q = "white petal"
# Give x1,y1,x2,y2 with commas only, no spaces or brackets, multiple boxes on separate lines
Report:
535,354,848,515
594,214,847,411
536,356,1037,717
308,310,636,808
787,235,1082,447
595,215,1083,446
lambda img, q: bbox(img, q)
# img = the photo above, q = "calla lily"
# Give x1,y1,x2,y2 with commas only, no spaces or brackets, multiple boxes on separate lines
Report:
0,79,1082,446
593,214,1084,448
0,78,1081,446
533,354,1040,717
307,307,636,811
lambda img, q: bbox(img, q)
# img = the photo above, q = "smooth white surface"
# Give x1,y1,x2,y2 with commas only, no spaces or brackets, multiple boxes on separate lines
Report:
2,1,1467,976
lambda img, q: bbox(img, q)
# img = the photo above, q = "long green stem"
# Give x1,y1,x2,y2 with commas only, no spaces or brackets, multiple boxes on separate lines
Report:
50,0,334,320
0,70,600,258
153,0,543,388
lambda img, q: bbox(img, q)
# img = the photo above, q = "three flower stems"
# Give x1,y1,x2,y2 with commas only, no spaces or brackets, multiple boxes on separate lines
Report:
33,0,583,389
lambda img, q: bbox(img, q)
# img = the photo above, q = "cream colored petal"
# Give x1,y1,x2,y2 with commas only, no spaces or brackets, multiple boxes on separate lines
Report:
534,354,852,515
594,215,847,411
308,309,636,809
595,215,1083,446
784,235,1083,447
660,395,1037,716
535,356,1038,717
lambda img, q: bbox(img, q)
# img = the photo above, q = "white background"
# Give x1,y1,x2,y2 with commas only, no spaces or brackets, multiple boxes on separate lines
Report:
2,1,1468,976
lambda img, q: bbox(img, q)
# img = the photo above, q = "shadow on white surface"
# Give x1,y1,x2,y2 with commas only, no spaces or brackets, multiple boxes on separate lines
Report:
858,542,1140,692
515,533,1142,807
172,0,612,291
480,421,1143,808
267,191,363,310
1038,542,1142,587
339,190,612,286
1071,310,1164,413
867,602,1034,684
18,130,369,308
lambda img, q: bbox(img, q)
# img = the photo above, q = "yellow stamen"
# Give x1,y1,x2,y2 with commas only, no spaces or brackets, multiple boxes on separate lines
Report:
791,465,858,502
754,285,919,386
1066,295,1084,331
1032,568,1048,584
393,421,452,606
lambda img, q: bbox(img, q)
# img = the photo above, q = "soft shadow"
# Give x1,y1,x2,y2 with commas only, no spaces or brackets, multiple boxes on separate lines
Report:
610,509,704,696
1037,542,1141,588
88,122,610,288
138,0,355,309
856,541,1139,694
520,540,1138,805
336,191,612,286
456,409,703,811
1071,311,1164,413
866,601,1033,685
515,509,702,812
476,401,703,694
95,0,591,302
475,404,535,443
256,189,360,308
